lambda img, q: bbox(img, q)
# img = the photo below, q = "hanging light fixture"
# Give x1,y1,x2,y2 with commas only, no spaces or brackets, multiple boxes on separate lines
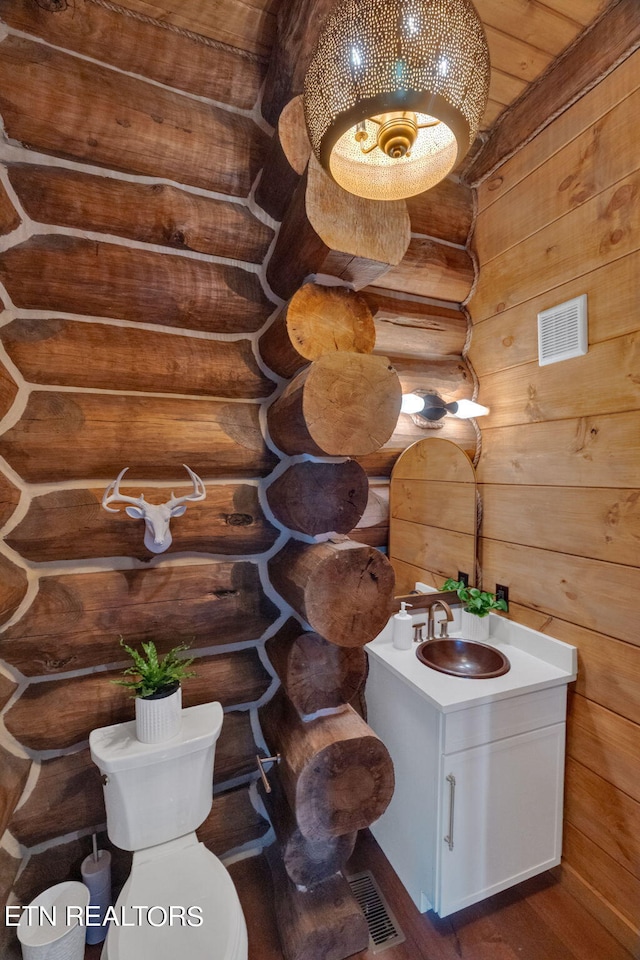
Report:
304,0,490,201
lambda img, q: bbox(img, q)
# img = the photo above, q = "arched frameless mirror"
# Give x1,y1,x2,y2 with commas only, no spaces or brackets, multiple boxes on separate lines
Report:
388,437,477,596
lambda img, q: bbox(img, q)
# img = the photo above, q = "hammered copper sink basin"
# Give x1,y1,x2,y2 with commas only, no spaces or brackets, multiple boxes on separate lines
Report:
416,638,511,679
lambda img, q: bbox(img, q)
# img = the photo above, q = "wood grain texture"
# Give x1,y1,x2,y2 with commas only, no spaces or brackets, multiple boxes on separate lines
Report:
0,178,20,236
261,692,394,841
0,672,17,711
0,236,273,333
479,484,640,567
356,416,477,478
0,362,18,421
196,784,270,857
373,235,475,303
368,294,468,359
10,712,259,847
1,318,274,399
351,483,389,548
391,518,475,586
259,282,375,379
7,482,278,562
466,0,640,184
267,158,410,301
4,648,270,749
0,0,266,110
476,412,640,488
390,355,474,400
265,842,369,960
480,538,638,647
260,775,357,888
0,746,30,839
260,0,335,127
267,353,401,457
0,390,278,482
567,693,640,807
268,538,396,648
7,164,274,263
406,177,473,245
254,95,310,221
0,36,268,197
265,460,368,536
0,562,279,675
265,619,366,718
474,85,640,265
468,253,639,377
0,470,20,531
0,554,28,628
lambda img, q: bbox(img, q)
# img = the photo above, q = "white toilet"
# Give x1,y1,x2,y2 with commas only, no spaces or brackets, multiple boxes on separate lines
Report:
89,701,248,960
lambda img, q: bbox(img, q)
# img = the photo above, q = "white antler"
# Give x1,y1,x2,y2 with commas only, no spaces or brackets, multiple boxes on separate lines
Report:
166,464,206,510
101,465,206,553
102,467,145,513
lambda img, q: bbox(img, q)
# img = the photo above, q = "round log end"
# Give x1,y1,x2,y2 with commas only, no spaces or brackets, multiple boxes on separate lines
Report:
266,460,369,536
296,733,395,840
303,353,402,456
286,632,367,716
287,283,375,363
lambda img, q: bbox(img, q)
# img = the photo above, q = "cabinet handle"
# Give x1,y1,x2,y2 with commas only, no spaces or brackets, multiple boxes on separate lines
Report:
444,773,456,851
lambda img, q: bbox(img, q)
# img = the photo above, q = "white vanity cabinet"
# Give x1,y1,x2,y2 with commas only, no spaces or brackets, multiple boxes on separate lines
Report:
366,626,575,919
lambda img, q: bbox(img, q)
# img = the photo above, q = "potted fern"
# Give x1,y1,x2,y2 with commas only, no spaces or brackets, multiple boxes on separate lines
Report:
440,578,508,643
115,638,196,743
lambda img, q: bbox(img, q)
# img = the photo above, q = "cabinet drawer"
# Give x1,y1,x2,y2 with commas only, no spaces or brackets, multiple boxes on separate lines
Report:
443,685,567,753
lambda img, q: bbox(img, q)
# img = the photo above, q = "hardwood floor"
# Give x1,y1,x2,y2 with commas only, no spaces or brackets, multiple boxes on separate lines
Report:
85,830,635,960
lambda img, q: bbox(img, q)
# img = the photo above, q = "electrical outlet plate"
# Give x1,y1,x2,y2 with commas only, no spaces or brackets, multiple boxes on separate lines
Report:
495,584,509,609
457,571,469,586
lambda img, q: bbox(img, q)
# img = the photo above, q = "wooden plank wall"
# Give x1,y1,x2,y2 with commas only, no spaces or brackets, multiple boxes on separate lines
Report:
468,49,640,954
0,4,279,940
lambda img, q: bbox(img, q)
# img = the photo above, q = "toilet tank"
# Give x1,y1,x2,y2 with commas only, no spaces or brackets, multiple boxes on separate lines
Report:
89,701,224,851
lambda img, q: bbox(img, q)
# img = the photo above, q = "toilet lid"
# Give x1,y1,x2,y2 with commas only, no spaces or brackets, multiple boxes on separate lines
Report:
107,841,247,960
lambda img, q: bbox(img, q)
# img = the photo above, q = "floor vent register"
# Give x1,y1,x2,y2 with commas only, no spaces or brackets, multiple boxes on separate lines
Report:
347,871,407,953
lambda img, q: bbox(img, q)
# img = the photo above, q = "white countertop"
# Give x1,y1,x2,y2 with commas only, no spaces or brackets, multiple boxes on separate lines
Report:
366,610,577,713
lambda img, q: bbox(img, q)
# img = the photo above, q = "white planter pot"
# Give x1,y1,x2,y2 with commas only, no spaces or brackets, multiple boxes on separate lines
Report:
460,610,491,643
135,685,182,743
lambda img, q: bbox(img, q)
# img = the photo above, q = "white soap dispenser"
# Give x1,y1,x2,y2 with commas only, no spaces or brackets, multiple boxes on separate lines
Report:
392,602,413,650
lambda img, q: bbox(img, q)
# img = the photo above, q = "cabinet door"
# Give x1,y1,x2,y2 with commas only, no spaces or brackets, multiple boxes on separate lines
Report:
437,723,565,918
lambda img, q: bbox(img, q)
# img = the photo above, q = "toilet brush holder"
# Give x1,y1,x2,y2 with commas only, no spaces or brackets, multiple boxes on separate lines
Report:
80,844,111,946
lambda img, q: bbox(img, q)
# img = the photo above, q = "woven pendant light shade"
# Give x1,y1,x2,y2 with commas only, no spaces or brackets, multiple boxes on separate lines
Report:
304,0,490,201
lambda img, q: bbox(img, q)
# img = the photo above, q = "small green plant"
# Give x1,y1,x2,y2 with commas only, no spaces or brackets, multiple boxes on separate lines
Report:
440,578,508,618
114,638,196,699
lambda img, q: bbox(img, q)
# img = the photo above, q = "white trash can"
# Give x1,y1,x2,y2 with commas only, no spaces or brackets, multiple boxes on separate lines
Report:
17,881,90,960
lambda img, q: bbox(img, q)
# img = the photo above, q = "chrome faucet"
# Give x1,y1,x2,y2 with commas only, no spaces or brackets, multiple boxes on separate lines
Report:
427,600,454,640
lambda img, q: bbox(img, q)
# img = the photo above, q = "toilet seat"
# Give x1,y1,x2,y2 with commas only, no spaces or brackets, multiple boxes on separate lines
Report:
103,837,247,960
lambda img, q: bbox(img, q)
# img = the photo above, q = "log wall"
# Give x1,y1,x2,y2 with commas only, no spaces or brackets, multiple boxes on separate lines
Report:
0,1,481,952
467,48,640,954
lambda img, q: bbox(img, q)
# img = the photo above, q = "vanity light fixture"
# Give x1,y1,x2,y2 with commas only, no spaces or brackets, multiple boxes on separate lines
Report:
401,392,489,420
303,0,490,201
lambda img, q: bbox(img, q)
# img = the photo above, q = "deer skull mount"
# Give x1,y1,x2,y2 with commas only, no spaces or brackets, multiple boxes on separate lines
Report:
102,465,206,553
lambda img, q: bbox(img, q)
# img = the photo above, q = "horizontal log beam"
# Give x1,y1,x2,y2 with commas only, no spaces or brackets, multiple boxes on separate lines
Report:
261,692,394,840
465,0,640,185
0,473,19,539
265,843,369,960
0,236,273,333
267,158,410,301
259,282,375,379
265,619,366,718
268,539,395,647
0,554,28,628
254,96,310,222
0,391,278,482
364,290,468,358
0,561,279,676
371,236,475,303
0,179,20,236
7,483,278,562
406,177,473,245
196,785,270,858
10,712,259,847
0,362,18,420
350,484,389,548
265,460,368,536
0,36,268,196
267,353,401,457
0,0,266,111
260,775,356,888
0,746,31,839
4,648,271,750
260,0,335,127
1,319,274,399
7,164,274,264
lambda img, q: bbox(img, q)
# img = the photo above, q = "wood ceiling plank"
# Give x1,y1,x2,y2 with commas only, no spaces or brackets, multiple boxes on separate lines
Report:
484,25,553,83
474,0,583,54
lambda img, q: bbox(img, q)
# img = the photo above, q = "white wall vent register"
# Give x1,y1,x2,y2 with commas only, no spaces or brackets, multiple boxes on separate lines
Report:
537,293,587,366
